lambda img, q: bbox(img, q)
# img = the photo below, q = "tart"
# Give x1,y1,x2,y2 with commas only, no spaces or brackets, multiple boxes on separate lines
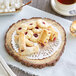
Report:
5,17,66,68
70,21,76,37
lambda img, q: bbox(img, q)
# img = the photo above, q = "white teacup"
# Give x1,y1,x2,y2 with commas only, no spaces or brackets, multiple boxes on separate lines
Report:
55,0,76,11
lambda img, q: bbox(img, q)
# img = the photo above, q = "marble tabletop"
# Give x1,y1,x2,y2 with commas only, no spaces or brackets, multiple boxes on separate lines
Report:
9,0,76,76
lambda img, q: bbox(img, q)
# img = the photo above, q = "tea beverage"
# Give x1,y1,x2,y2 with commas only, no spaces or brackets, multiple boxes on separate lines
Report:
55,0,76,11
57,0,75,4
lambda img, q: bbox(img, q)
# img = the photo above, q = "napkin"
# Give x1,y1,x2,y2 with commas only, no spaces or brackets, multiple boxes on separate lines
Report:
0,5,76,76
0,55,16,76
0,63,8,76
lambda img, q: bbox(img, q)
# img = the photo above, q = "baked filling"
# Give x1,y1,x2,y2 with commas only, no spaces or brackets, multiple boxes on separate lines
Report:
11,19,62,59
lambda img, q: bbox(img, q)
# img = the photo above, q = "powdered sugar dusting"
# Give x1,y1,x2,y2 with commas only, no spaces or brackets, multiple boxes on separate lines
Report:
11,31,19,52
0,0,23,12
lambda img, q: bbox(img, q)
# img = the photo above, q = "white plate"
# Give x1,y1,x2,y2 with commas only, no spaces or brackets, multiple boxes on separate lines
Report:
51,0,76,16
0,9,22,16
0,5,76,76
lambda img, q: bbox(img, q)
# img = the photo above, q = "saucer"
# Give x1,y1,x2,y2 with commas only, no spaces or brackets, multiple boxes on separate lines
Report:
50,0,76,16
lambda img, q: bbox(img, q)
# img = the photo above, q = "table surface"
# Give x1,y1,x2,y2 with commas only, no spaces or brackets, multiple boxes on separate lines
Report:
9,0,76,76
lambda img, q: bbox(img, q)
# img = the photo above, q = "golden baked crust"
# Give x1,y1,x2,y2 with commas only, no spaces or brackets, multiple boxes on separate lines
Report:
38,29,50,45
5,17,66,68
70,21,76,37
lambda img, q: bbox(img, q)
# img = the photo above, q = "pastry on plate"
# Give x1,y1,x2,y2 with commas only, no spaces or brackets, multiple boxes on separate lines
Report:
0,0,32,15
70,21,76,37
5,17,66,68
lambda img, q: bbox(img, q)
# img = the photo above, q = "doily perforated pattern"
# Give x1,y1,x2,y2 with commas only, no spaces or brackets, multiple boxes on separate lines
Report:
27,39,60,59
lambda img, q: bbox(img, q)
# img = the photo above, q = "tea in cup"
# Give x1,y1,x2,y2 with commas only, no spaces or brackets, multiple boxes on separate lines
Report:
55,0,76,11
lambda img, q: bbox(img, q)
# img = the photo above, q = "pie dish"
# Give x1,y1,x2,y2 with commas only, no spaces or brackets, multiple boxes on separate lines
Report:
5,17,66,68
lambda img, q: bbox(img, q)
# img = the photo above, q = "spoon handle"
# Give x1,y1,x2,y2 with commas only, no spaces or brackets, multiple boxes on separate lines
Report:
22,0,32,7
